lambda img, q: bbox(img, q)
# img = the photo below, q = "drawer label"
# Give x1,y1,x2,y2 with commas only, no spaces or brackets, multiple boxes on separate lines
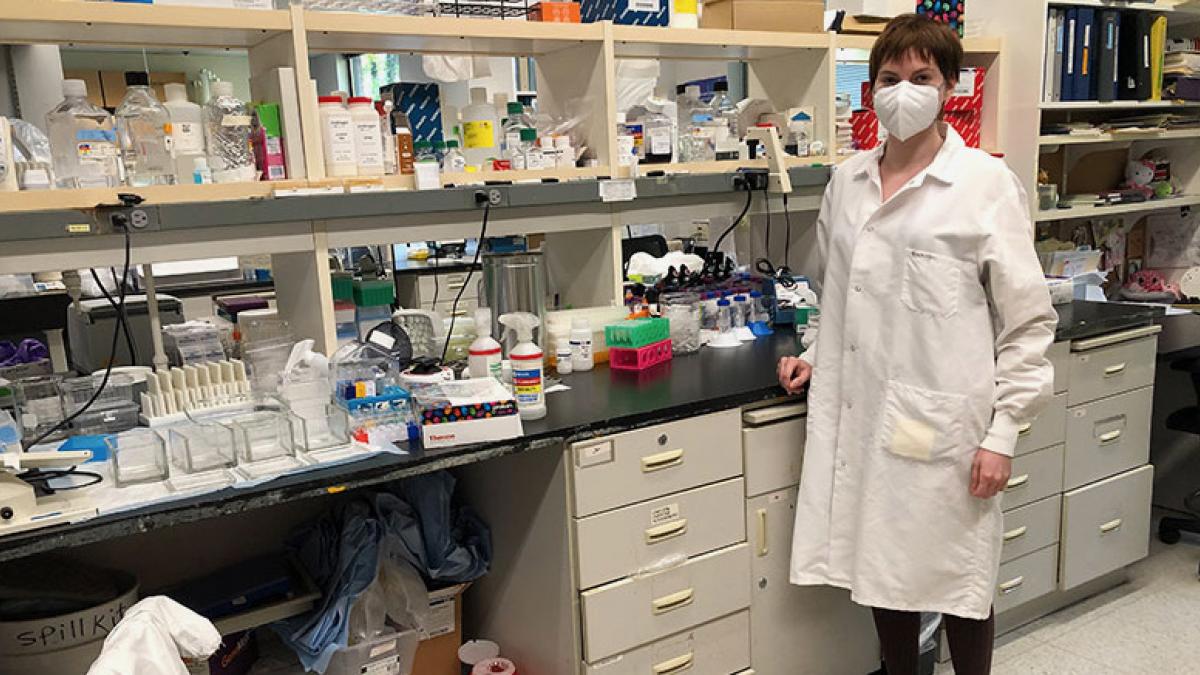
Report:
576,441,614,468
649,503,680,526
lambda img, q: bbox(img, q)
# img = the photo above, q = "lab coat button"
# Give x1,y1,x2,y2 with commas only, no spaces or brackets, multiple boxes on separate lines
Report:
850,344,858,352
854,285,863,293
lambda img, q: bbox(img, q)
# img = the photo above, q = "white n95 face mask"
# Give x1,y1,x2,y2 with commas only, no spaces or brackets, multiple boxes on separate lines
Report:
874,81,942,142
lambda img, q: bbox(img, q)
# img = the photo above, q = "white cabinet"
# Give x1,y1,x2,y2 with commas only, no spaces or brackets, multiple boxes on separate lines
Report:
741,405,879,675
583,610,751,675
1060,465,1154,590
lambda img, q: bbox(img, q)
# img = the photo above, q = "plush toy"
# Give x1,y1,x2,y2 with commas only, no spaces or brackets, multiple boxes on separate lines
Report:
1126,269,1182,300
1123,159,1156,199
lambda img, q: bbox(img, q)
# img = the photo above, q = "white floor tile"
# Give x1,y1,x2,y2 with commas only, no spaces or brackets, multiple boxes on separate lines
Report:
991,642,1112,675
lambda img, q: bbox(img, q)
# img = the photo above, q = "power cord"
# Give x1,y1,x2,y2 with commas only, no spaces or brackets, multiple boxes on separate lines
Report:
25,228,132,449
783,192,792,267
712,181,755,255
763,185,772,256
89,267,138,365
440,197,490,364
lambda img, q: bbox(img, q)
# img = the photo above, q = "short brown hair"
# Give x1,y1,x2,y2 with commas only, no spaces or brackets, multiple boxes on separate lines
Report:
869,13,963,86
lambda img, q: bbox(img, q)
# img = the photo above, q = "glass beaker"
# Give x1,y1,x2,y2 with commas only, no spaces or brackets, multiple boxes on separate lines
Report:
661,292,702,355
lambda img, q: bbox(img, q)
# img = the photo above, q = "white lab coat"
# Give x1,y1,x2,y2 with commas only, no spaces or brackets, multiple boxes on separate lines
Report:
789,126,1057,620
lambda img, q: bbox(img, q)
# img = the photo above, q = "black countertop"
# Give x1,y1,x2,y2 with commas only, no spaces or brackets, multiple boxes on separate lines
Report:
0,300,1159,562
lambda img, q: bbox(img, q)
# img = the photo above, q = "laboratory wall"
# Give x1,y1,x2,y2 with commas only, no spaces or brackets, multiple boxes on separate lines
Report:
0,46,14,118
60,48,254,102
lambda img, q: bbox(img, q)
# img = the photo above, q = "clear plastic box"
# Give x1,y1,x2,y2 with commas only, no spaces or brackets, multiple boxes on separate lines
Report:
324,628,419,675
107,428,168,487
232,411,305,478
291,404,351,453
166,422,238,491
72,399,140,435
59,373,135,415
14,374,66,442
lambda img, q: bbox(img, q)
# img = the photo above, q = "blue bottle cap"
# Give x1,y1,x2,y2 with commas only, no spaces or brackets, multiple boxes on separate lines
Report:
750,290,763,298
717,298,731,306
734,295,747,302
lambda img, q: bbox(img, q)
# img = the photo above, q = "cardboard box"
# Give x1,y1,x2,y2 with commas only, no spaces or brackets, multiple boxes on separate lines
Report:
581,0,670,26
828,0,912,18
411,583,469,675
701,0,825,32
529,1,582,22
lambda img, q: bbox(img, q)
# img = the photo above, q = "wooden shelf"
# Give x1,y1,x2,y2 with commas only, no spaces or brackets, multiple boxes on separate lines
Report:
0,0,290,49
304,12,604,56
834,34,1002,54
1034,194,1200,222
1038,129,1200,146
1040,100,1200,110
611,25,829,60
0,180,307,214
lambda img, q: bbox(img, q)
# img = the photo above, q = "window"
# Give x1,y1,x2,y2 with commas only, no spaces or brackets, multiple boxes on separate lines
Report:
349,53,404,98
836,62,871,110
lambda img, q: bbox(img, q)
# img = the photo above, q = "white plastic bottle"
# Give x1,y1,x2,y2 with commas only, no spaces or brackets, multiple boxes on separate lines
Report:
378,97,398,175
46,79,122,189
616,111,636,168
348,96,384,176
442,140,467,173
162,83,204,185
468,308,503,380
0,117,16,192
554,135,574,169
462,87,499,170
569,318,594,372
192,157,213,185
318,95,357,177
499,312,546,420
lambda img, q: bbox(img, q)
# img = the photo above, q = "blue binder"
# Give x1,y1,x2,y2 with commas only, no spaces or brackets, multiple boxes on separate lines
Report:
1075,8,1096,100
1062,8,1079,101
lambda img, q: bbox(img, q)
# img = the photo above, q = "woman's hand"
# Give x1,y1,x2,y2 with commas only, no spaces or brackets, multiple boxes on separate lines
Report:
777,357,813,395
970,449,1012,499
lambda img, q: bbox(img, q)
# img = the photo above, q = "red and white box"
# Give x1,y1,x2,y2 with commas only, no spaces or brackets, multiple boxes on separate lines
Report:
851,110,880,151
944,67,986,148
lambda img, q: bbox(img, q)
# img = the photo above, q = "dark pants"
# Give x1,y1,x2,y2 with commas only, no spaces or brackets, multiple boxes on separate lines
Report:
872,606,995,675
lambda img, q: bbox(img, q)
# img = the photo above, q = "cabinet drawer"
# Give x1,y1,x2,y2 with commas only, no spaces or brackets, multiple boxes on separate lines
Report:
579,543,751,662
1001,495,1061,564
583,610,750,675
571,409,743,517
1067,335,1156,406
1060,465,1153,590
1063,386,1152,491
995,545,1058,615
742,404,806,497
1001,444,1064,511
418,272,477,303
1048,341,1069,395
1015,393,1067,457
574,478,746,590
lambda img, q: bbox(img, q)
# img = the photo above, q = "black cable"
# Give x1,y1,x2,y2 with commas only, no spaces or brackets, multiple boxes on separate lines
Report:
26,229,131,448
89,267,138,365
431,273,440,310
18,467,104,493
763,186,772,257
783,192,792,267
713,183,755,254
440,202,490,364
626,225,633,239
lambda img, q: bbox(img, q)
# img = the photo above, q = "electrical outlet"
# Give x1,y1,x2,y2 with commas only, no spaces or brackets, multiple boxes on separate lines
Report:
733,168,769,192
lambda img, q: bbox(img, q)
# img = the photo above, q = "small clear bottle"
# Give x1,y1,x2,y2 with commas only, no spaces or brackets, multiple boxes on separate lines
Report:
442,140,467,173
115,72,175,187
732,295,749,328
710,80,740,161
46,79,122,189
749,289,770,324
641,107,674,164
203,81,255,183
521,128,544,170
616,111,636,169
502,101,530,155
716,298,733,334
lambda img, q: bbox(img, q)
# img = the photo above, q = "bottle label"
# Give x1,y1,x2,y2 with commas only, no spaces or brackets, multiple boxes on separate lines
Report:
447,156,467,172
325,117,356,165
354,121,383,168
649,127,672,155
221,115,252,127
512,366,543,407
397,134,415,174
173,121,204,154
75,129,118,163
504,131,521,151
617,135,635,166
511,152,526,170
463,120,495,149
570,340,593,361
526,150,544,170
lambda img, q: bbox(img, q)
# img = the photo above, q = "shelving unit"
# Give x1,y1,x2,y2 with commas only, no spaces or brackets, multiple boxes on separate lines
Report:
1039,128,1200,146
1033,193,1200,222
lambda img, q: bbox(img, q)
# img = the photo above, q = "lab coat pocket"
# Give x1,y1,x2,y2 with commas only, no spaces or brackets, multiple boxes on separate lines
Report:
879,380,968,463
900,249,961,318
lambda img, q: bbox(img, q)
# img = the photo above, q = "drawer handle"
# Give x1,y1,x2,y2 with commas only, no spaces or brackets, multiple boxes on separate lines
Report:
1018,422,1033,436
1103,363,1127,377
757,508,769,557
447,283,467,290
645,519,688,544
1006,474,1030,490
999,576,1025,594
1003,525,1028,542
653,652,694,675
641,449,684,473
1098,429,1122,444
652,588,695,615
1100,518,1123,534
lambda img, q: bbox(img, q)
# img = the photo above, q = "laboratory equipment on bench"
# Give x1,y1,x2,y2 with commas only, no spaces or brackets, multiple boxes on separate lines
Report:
468,308,503,379
743,125,794,194
401,357,455,386
604,317,673,370
67,295,185,372
410,377,523,449
570,317,595,371
499,312,545,420
661,292,702,355
0,449,97,535
482,252,547,353
708,298,743,349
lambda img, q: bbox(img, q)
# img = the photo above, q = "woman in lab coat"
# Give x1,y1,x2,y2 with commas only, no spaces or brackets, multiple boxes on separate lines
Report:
777,15,1056,675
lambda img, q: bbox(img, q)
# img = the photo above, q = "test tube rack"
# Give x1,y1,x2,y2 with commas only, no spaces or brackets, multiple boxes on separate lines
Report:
139,359,253,427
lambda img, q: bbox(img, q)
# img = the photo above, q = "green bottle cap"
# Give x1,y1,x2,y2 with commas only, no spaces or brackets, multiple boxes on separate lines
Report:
433,140,446,150
507,102,525,115
519,127,537,142
414,141,430,150
446,140,459,149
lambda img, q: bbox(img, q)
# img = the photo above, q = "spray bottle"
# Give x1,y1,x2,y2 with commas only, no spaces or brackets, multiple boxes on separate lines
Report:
499,312,545,420
468,308,503,380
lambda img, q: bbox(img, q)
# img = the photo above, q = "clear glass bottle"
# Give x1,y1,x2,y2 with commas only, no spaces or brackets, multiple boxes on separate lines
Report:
716,298,733,334
502,101,530,155
203,81,255,183
115,71,176,187
710,80,740,161
733,295,749,328
615,111,636,169
676,84,714,163
414,140,437,164
521,128,544,170
46,79,122,189
641,107,673,164
442,139,466,172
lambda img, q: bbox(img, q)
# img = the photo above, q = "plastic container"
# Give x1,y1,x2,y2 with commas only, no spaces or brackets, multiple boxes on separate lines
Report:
331,272,355,301
72,400,140,436
462,87,499,169
108,428,168,487
349,97,385,176
710,80,740,160
570,318,594,371
609,339,673,371
232,411,298,467
468,308,503,380
290,404,351,454
671,0,699,28
733,295,749,327
115,71,175,187
605,317,670,349
192,157,213,184
554,134,574,169
353,277,396,307
392,110,415,175
499,312,545,421
14,375,66,443
59,373,135,415
616,111,636,168
502,101,531,154
169,422,237,474
661,292,702,355
204,81,256,183
378,97,397,175
319,95,358,177
442,140,466,172
46,79,121,188
413,141,440,190
325,627,418,675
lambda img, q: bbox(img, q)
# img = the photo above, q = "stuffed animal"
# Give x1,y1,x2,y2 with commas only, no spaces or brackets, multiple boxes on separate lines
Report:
1127,269,1182,300
1123,159,1156,199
